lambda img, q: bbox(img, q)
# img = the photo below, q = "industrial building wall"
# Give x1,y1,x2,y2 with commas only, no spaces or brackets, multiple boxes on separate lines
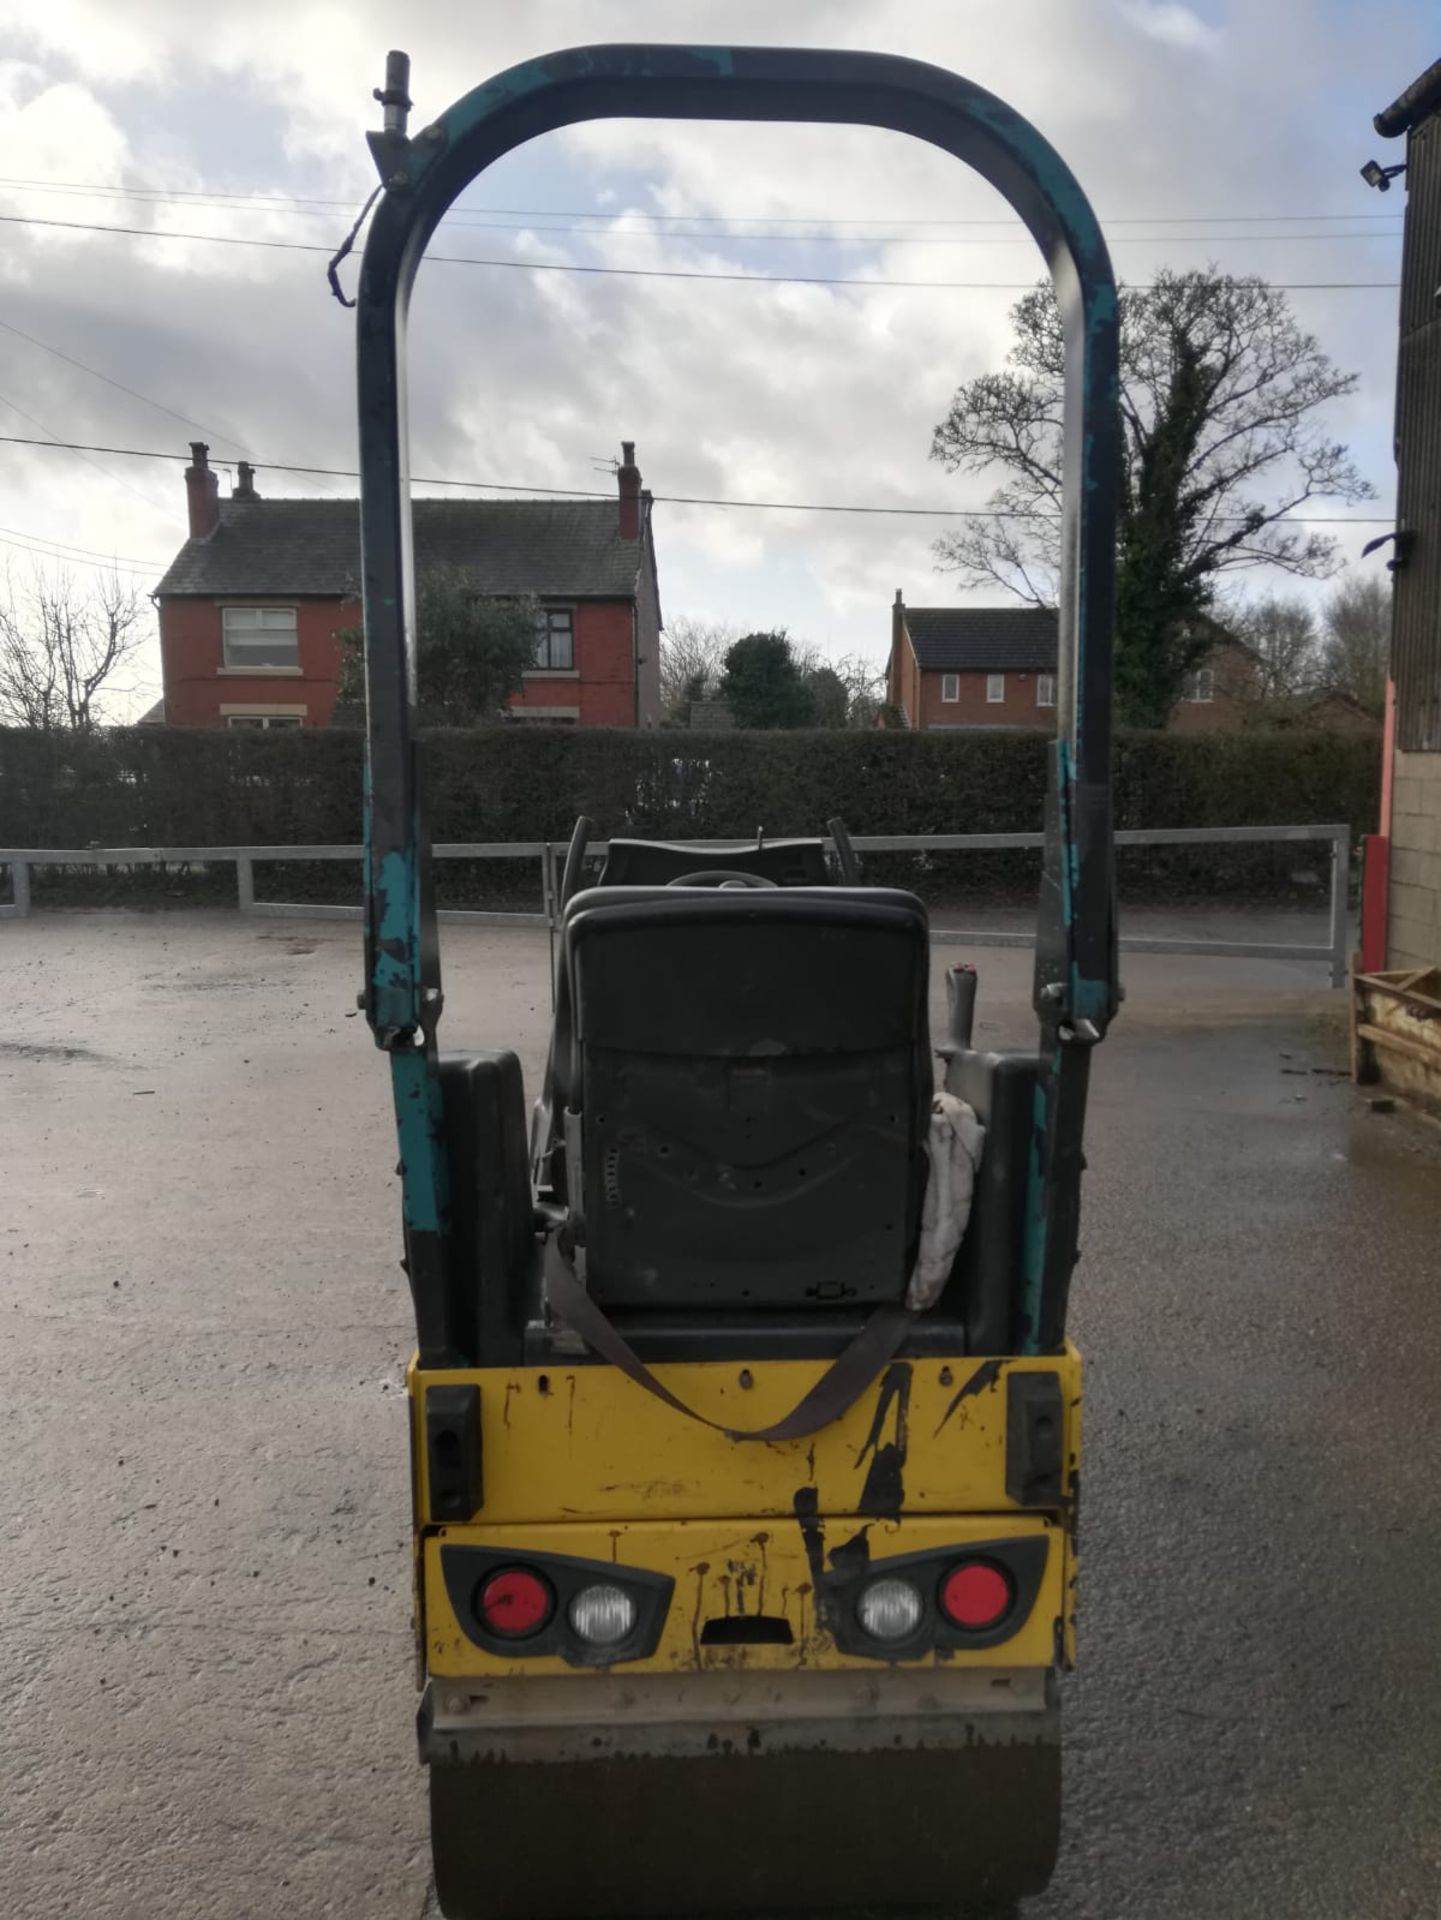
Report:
1388,748,1441,968
1382,90,1441,968
1391,107,1441,756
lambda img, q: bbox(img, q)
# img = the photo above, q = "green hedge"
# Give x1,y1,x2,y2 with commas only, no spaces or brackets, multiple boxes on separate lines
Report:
0,724,1378,904
0,724,1379,841
0,725,360,847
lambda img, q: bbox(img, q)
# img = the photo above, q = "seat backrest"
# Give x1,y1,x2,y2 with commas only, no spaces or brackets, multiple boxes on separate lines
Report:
563,888,931,1314
598,837,831,888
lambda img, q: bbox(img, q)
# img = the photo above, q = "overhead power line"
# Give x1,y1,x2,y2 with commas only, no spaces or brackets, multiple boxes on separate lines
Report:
0,313,346,498
0,211,1402,293
342,224,1401,246
0,316,250,451
0,432,1397,525
0,180,1403,246
0,521,164,573
0,538,152,575
0,388,156,507
0,174,1407,226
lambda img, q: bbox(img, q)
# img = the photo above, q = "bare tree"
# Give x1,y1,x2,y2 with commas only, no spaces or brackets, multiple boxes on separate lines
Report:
930,269,1374,726
1230,594,1320,711
0,566,147,730
659,616,738,721
1318,573,1389,718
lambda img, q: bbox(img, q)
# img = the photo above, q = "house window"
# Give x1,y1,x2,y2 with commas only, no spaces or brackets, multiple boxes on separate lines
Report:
1181,667,1215,703
533,606,574,672
1037,674,1056,708
986,673,1005,703
941,673,960,703
224,711,304,730
222,605,299,670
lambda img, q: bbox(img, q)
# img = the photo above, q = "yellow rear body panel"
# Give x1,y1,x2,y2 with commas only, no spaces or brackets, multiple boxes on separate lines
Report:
409,1347,1080,1682
410,1347,1080,1524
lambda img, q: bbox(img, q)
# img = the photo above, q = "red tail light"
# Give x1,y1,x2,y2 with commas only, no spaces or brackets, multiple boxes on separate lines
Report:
476,1565,555,1639
939,1560,1013,1631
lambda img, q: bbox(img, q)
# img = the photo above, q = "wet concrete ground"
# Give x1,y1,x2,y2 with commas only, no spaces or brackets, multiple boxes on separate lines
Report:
2,911,1439,1920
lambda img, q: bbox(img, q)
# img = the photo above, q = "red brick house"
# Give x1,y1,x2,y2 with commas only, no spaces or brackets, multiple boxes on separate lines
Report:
886,593,1248,733
153,442,662,728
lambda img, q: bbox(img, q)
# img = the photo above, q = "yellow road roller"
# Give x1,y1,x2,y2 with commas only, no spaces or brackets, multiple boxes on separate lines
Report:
353,40,1119,1918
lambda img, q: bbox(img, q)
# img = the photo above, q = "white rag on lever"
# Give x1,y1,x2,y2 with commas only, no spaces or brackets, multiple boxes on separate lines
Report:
905,1091,985,1311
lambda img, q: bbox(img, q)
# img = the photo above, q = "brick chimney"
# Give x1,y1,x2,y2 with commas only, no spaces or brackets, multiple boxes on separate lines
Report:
233,461,259,501
617,440,642,541
185,441,219,539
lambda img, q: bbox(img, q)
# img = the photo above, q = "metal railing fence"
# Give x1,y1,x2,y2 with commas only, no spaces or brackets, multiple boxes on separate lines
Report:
0,823,1352,986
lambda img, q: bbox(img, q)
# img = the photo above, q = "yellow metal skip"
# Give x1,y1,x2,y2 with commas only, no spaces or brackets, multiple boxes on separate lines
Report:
409,1347,1080,1681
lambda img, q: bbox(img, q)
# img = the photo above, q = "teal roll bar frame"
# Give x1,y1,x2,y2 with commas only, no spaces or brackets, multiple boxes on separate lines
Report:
354,44,1120,1362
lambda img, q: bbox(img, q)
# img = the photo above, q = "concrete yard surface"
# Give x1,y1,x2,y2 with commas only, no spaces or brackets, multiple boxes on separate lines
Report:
2,910,1440,1920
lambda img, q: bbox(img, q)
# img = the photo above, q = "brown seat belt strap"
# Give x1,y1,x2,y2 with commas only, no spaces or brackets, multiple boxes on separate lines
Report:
542,1241,913,1443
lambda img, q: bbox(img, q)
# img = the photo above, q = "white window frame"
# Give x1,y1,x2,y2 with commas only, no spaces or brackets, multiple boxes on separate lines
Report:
531,604,575,673
1036,674,1056,708
221,605,299,672
222,709,305,730
1182,667,1215,704
986,673,1005,704
940,673,960,703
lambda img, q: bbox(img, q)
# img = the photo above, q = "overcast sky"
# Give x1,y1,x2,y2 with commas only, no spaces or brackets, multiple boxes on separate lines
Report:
0,0,1431,717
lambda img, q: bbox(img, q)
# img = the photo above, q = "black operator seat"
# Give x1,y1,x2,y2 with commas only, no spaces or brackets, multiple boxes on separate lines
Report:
559,887,932,1313
536,836,831,1176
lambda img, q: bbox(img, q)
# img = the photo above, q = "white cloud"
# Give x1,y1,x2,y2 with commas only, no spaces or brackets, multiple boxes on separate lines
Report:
0,1,160,82
1117,1,1220,51
0,73,129,191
